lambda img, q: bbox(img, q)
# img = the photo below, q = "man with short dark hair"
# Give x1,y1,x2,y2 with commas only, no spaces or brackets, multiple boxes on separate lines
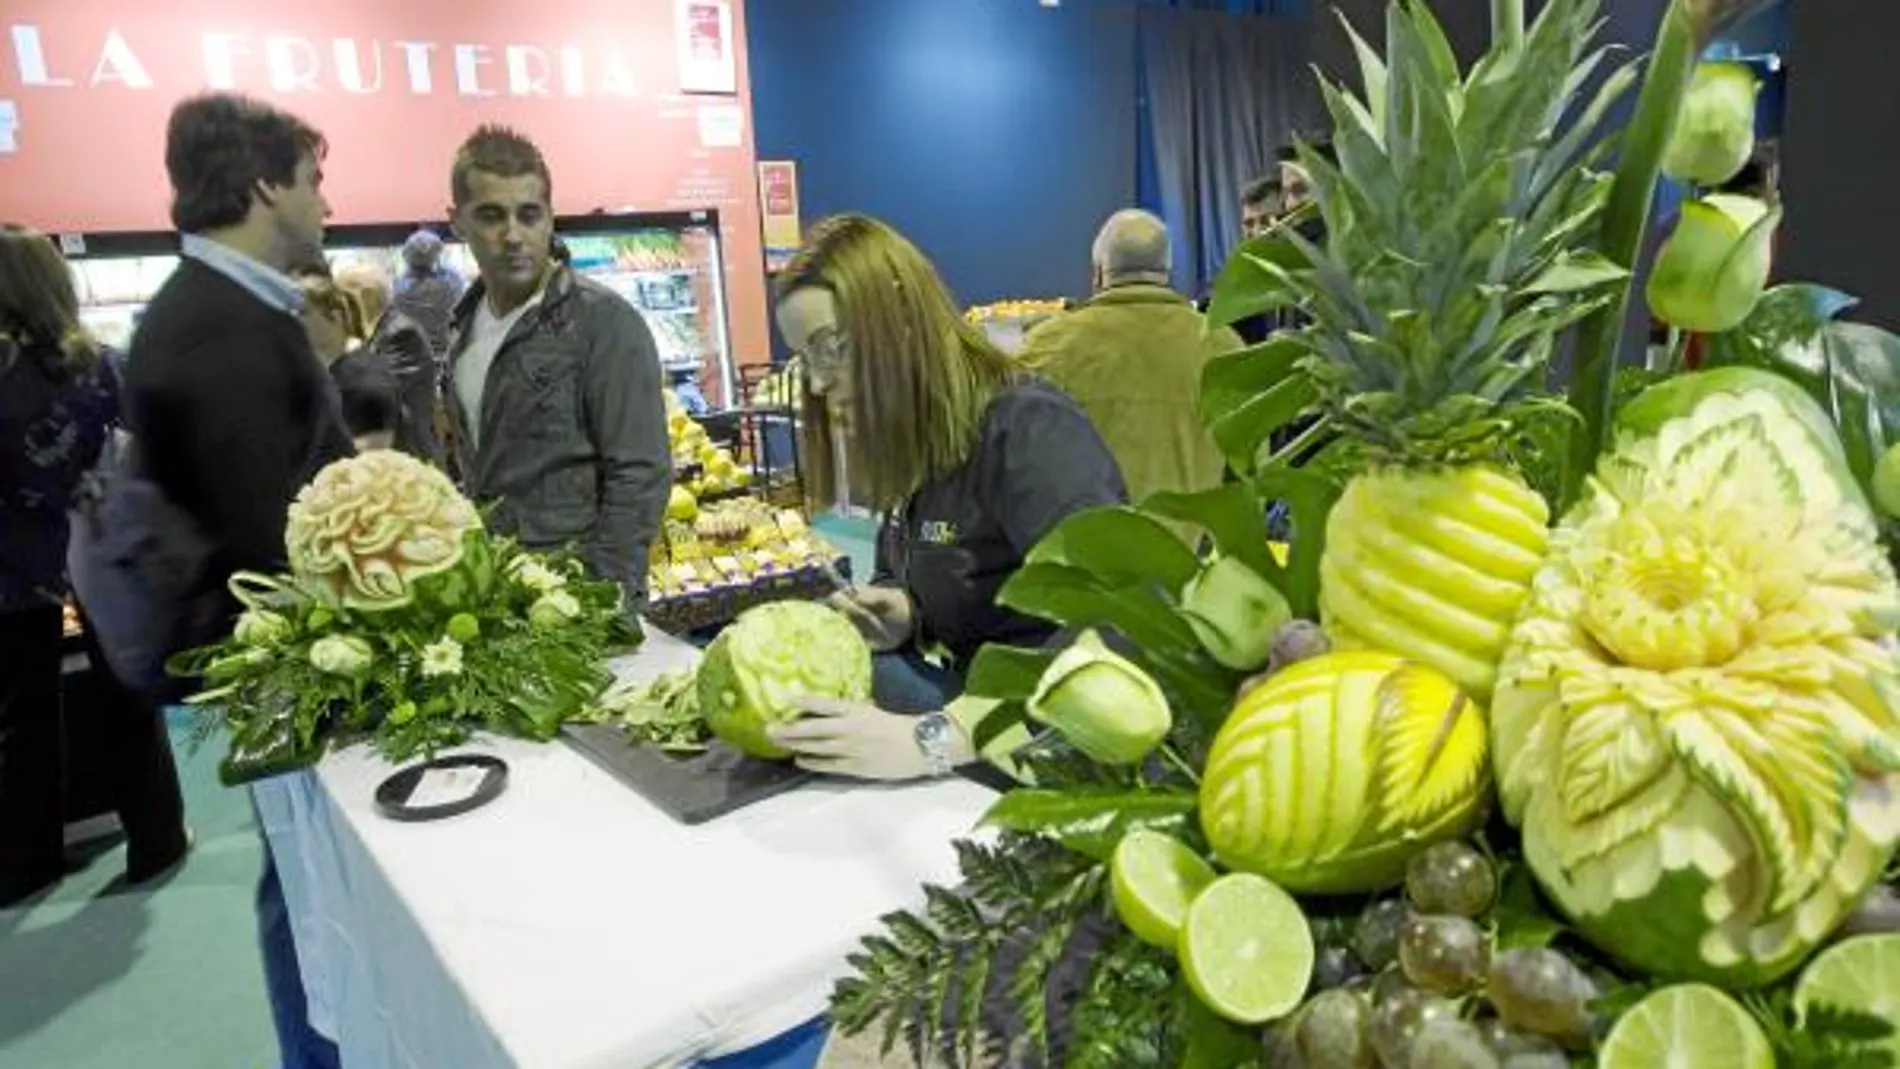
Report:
1022,210,1235,521
1240,174,1283,241
444,125,670,609
125,91,352,1069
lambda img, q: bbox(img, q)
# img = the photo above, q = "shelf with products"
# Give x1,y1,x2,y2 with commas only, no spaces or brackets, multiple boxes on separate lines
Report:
62,211,739,407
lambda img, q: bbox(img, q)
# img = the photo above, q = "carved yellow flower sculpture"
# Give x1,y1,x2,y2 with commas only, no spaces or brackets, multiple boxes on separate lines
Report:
286,452,481,611
1494,370,1900,987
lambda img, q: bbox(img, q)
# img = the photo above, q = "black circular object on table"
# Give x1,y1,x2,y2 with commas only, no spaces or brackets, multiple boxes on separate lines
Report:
374,754,509,822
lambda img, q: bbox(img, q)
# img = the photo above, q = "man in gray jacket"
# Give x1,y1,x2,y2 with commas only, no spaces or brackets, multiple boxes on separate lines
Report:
444,125,670,609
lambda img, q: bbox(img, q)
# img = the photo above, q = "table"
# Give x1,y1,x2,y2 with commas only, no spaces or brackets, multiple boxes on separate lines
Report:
253,630,996,1069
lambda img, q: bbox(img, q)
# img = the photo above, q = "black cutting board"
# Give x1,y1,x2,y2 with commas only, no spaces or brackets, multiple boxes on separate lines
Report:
561,723,813,825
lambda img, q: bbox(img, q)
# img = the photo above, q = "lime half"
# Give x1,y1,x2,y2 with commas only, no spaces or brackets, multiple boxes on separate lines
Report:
1599,983,1772,1069
1178,872,1313,1025
1111,829,1217,950
1795,933,1900,1058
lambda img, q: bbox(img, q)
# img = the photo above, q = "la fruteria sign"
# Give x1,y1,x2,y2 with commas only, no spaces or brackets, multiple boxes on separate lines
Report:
0,0,748,233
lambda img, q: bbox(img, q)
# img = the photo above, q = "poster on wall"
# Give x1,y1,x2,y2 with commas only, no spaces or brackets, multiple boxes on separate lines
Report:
676,0,737,95
0,0,769,364
758,161,800,273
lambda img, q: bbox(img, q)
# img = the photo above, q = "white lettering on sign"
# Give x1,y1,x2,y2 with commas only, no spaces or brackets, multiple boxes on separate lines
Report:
333,38,384,94
560,46,586,97
202,33,247,89
7,28,649,100
265,36,321,93
12,25,74,87
396,41,437,94
452,44,494,97
504,45,550,97
91,30,152,88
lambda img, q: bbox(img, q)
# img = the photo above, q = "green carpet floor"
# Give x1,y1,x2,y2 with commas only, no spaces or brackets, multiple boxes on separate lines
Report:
0,714,276,1069
0,513,879,1069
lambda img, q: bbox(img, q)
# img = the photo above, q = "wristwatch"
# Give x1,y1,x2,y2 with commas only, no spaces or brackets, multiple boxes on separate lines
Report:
913,712,958,778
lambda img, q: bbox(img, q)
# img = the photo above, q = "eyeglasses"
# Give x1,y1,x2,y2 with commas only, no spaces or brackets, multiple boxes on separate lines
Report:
793,329,851,386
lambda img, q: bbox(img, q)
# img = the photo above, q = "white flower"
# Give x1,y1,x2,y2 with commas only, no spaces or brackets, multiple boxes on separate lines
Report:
528,591,583,629
234,609,292,648
512,558,567,594
420,637,465,678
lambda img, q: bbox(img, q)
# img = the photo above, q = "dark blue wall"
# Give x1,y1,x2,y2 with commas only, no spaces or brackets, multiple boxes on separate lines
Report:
748,1,1141,308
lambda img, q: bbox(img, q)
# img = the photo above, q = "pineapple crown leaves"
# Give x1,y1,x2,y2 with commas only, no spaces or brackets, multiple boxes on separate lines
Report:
1209,0,1637,470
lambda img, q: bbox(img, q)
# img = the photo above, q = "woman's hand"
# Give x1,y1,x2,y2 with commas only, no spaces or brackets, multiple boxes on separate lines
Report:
768,696,972,781
826,585,915,652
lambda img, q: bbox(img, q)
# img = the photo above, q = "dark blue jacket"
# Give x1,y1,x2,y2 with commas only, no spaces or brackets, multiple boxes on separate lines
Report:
0,343,118,614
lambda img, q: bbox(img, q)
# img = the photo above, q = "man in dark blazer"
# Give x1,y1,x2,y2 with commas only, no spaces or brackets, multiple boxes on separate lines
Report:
124,93,352,1069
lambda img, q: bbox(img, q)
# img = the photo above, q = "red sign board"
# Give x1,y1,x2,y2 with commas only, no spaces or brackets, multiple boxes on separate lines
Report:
0,0,767,361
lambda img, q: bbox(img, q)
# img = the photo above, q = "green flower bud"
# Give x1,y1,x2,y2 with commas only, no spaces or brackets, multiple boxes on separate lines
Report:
389,700,419,725
1875,442,1900,520
1178,555,1291,672
308,634,374,678
1027,630,1172,766
307,607,336,632
234,609,293,647
1662,62,1761,187
445,613,481,643
1647,194,1780,333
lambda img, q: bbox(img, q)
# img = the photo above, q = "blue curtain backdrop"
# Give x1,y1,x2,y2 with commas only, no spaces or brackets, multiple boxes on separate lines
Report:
1136,6,1319,296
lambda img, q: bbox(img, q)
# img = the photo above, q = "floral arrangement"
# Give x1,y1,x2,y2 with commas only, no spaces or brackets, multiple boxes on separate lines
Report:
831,0,1900,1066
172,451,639,785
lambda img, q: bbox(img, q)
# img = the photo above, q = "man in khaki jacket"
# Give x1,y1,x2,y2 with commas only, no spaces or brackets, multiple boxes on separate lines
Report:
1021,209,1240,510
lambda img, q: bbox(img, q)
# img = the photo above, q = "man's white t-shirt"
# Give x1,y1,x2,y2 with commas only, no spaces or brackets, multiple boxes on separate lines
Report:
453,291,543,450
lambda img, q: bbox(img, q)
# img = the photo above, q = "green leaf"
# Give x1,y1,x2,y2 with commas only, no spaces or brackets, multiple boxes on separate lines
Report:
1142,482,1279,581
997,563,1201,656
1204,235,1307,332
1176,986,1261,1069
970,699,1029,756
1251,467,1344,621
1027,506,1202,592
981,789,1197,862
1523,250,1629,295
965,645,1057,702
1209,376,1322,478
1493,861,1566,949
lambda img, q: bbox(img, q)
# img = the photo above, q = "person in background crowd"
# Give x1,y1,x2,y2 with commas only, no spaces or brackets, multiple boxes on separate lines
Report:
127,93,352,1069
1020,210,1234,514
0,226,188,906
1240,174,1283,241
769,214,1128,781
390,229,463,359
444,125,671,610
336,263,438,462
297,264,400,452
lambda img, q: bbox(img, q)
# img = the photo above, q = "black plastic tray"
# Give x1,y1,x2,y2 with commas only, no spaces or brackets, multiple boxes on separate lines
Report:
561,723,813,825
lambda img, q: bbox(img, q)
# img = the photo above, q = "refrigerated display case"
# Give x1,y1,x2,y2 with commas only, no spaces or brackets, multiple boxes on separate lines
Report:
65,209,740,408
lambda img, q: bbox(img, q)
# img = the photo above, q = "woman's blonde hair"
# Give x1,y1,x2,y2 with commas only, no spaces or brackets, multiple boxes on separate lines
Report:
776,215,1016,511
0,224,99,374
297,266,370,345
335,263,391,330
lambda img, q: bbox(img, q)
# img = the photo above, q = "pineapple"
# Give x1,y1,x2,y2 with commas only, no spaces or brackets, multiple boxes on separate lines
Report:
1205,0,1636,701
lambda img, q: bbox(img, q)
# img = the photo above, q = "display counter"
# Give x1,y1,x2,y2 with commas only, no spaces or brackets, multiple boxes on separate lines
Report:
252,628,994,1069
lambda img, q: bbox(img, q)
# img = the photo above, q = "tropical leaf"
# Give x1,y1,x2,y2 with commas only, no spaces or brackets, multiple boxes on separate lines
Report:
1251,466,1345,621
965,645,1058,702
1141,482,1280,581
1204,233,1308,332
981,789,1197,862
997,564,1201,657
1026,506,1202,593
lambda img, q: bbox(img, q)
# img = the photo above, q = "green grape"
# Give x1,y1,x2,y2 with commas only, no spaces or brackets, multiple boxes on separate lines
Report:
1264,1020,1308,1068
1315,945,1370,990
1369,987,1459,1069
1486,948,1599,1042
1398,915,1489,996
1296,989,1376,1069
1408,1018,1500,1069
1372,968,1415,1007
1355,899,1414,971
1472,1017,1562,1058
1497,1054,1568,1069
1404,842,1497,918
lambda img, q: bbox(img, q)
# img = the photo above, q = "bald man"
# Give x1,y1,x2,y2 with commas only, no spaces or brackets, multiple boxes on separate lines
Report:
1020,210,1238,519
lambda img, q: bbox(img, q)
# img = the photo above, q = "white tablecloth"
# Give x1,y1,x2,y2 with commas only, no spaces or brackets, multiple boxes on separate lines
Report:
253,630,996,1069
